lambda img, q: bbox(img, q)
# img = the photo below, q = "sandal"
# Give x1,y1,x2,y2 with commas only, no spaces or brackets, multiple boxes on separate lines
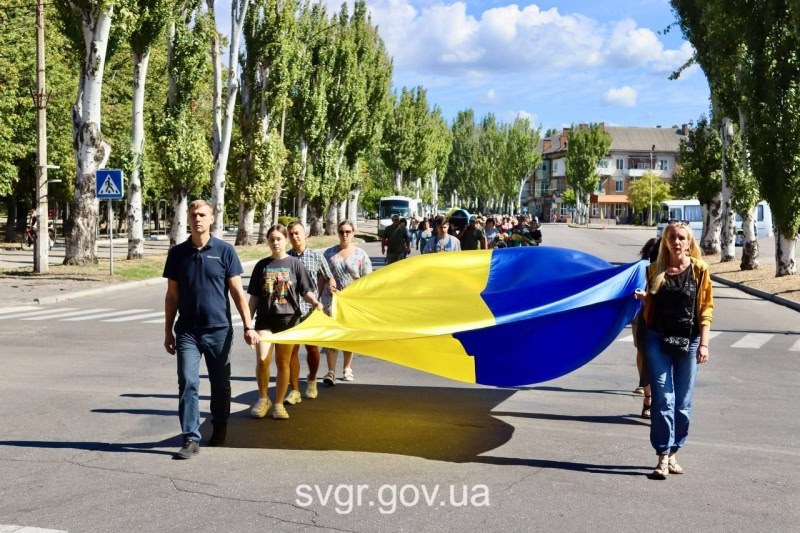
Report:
323,371,336,386
652,461,669,479
342,367,354,382
668,458,684,474
641,395,652,419
633,387,645,395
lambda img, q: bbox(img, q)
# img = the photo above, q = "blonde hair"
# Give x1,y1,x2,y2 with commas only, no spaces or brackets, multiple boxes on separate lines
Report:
649,222,702,294
188,199,212,213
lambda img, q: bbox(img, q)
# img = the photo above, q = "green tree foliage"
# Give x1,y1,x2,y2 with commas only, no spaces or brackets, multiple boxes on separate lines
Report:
561,188,576,207
381,87,417,193
565,124,611,223
672,115,722,203
630,171,671,221
502,116,542,210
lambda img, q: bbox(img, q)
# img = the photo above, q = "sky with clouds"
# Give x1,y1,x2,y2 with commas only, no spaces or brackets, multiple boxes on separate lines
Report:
217,0,710,132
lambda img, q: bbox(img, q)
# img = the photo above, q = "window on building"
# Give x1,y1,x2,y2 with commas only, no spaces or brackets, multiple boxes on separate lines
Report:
659,159,669,170
541,161,547,171
592,204,598,216
615,179,624,193
616,159,624,170
757,204,764,221
596,180,604,194
615,204,622,217
552,161,558,172
598,159,610,168
561,205,570,216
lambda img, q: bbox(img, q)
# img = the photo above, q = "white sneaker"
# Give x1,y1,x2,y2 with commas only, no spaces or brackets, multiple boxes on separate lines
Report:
250,397,271,418
305,378,318,399
285,390,302,405
342,368,354,382
272,403,289,419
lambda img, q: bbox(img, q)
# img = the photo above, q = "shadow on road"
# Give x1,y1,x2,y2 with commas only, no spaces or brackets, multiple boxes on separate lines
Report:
0,439,179,456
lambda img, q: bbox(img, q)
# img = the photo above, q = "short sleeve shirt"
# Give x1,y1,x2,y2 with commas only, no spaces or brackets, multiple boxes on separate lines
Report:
384,225,409,254
321,246,373,312
247,256,314,319
422,234,462,254
163,236,243,329
461,228,485,250
288,247,334,316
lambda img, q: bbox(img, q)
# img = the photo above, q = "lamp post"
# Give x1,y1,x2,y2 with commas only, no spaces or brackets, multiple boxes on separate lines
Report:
649,144,655,226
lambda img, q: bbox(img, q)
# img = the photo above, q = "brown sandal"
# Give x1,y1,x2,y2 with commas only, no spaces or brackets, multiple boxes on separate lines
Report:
668,458,683,474
641,395,652,419
653,462,669,479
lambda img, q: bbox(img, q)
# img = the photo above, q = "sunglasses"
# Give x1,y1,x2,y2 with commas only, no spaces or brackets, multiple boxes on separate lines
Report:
667,219,690,225
338,229,353,235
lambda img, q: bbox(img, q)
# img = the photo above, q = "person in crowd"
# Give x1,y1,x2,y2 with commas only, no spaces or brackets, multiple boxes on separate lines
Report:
634,221,713,479
409,214,420,250
247,224,323,420
286,221,337,402
530,218,543,245
484,218,499,248
417,219,432,251
422,216,462,253
631,237,661,418
459,217,487,250
163,200,260,459
382,214,410,265
322,220,373,384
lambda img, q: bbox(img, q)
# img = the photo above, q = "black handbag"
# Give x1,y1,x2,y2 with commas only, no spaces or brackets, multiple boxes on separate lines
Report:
660,272,696,357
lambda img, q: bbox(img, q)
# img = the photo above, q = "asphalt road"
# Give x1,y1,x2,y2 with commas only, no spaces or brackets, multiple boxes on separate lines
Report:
0,225,798,532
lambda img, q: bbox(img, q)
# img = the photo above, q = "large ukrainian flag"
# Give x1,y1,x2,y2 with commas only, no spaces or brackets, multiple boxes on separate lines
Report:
265,247,647,386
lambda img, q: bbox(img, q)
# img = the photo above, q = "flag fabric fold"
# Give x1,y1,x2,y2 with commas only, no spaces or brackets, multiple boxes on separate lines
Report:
264,247,647,386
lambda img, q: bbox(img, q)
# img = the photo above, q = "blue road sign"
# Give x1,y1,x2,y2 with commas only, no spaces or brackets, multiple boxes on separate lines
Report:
96,169,124,199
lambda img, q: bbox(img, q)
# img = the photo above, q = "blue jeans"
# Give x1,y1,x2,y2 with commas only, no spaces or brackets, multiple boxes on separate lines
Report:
646,329,700,456
175,324,233,442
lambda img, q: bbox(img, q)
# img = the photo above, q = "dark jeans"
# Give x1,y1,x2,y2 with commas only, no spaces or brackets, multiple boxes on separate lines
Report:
175,324,233,442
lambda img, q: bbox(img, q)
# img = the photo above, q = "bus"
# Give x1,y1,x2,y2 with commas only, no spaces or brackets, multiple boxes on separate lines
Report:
378,196,423,231
656,199,773,245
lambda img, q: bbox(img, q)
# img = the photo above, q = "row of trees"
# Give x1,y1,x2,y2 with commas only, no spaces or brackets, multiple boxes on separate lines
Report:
669,0,800,276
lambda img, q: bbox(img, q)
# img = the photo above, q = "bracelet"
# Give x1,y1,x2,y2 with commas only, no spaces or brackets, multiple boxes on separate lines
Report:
245,326,255,331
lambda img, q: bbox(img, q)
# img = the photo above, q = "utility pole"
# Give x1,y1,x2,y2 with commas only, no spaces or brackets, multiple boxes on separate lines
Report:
33,0,49,273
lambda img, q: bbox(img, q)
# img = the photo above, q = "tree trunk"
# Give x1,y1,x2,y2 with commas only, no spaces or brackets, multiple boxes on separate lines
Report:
700,196,722,254
737,107,759,270
127,49,149,259
208,0,249,237
325,204,337,236
740,207,759,270
257,202,272,244
415,176,421,199
431,168,438,215
720,118,736,262
272,189,280,226
64,6,114,265
348,186,361,231
338,199,347,224
775,231,797,276
394,168,403,193
309,203,323,236
236,201,255,246
297,138,309,229
170,187,188,247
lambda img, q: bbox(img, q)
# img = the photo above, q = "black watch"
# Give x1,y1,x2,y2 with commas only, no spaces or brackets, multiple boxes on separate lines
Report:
245,326,255,331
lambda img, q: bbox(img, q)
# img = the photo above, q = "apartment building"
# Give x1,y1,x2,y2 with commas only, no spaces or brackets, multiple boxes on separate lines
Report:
529,123,688,222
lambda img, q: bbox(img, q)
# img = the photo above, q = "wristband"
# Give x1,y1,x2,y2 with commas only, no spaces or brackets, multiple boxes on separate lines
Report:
245,326,255,331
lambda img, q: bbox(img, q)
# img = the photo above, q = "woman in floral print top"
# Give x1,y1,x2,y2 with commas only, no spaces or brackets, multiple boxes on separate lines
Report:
320,220,373,385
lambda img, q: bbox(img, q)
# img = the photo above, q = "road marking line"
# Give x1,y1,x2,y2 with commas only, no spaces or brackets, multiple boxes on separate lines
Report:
61,309,151,321
618,335,633,342
0,306,40,316
22,308,113,321
0,308,77,320
731,333,774,349
142,318,165,323
0,525,67,532
102,311,164,322
789,339,800,352
708,331,722,340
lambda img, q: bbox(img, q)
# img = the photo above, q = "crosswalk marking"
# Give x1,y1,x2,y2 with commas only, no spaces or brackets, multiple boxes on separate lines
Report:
22,308,113,321
101,311,164,322
0,525,68,532
143,318,165,324
0,306,40,316
60,309,151,321
708,331,722,340
619,334,633,342
789,339,800,352
731,333,774,349
0,308,78,320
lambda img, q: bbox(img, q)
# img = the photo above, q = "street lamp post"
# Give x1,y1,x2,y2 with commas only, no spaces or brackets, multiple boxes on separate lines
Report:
649,144,655,226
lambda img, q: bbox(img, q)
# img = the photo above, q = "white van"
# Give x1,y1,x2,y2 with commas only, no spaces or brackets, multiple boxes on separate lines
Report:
656,199,773,245
378,196,423,232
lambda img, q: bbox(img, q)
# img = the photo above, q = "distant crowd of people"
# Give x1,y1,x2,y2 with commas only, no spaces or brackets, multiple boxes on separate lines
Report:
380,212,544,263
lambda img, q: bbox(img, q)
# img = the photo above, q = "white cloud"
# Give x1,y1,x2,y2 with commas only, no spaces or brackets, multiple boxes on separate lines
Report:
602,86,638,107
516,110,536,122
486,88,497,102
366,1,693,78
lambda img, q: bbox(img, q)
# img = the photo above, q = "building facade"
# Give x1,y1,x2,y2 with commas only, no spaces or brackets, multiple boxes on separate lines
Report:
528,124,688,223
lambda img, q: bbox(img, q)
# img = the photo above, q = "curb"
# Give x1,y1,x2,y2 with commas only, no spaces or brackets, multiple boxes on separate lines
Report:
34,259,261,305
567,223,654,231
710,274,800,313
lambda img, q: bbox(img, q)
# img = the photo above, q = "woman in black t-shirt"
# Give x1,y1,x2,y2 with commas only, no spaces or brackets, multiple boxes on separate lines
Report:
247,224,322,420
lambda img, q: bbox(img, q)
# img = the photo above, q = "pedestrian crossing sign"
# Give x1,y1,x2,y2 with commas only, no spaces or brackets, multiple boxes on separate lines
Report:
96,169,124,199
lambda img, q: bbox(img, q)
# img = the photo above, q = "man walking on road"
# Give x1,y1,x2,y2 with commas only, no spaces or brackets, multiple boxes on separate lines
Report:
422,216,462,253
382,214,410,264
163,200,259,459
287,221,336,401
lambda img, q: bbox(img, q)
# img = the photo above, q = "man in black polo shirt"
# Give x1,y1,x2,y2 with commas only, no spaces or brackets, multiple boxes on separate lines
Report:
163,200,259,459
